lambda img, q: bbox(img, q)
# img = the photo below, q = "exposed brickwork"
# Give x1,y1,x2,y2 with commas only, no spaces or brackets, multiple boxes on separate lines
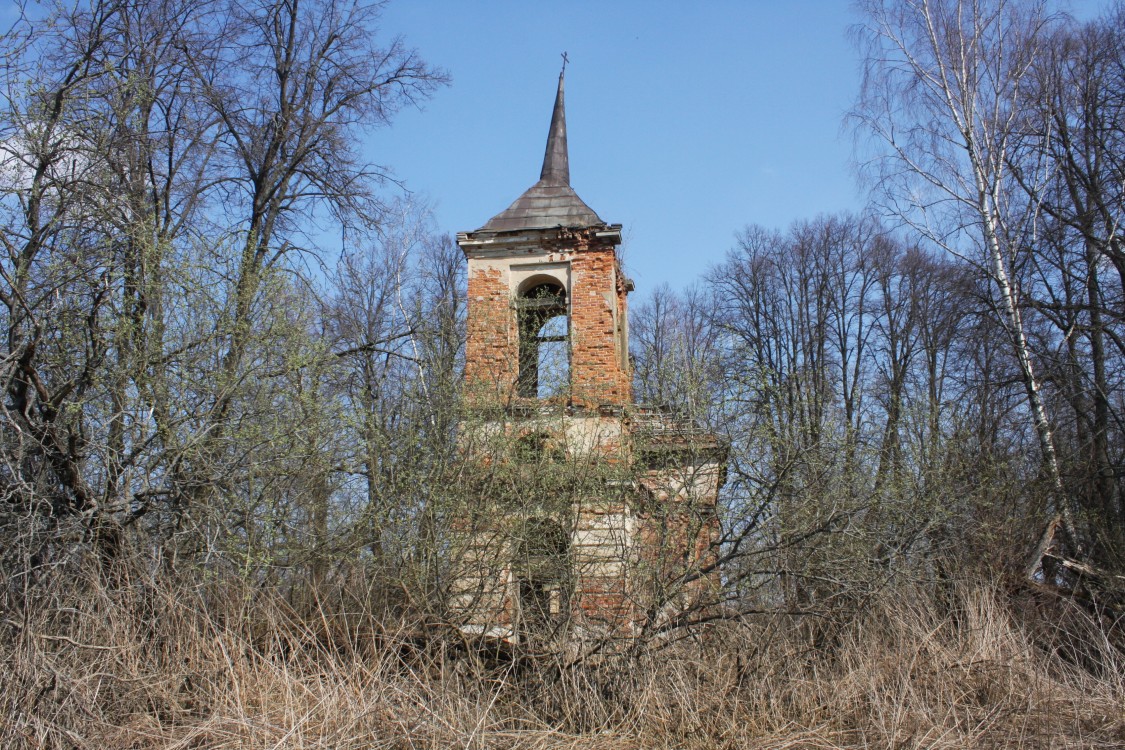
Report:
461,226,631,410
635,472,723,618
464,266,516,401
569,244,631,408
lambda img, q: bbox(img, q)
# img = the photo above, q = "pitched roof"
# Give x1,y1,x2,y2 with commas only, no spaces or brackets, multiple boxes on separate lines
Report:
478,71,604,233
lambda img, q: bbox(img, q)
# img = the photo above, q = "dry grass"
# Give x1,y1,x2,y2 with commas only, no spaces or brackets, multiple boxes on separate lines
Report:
2,568,1123,749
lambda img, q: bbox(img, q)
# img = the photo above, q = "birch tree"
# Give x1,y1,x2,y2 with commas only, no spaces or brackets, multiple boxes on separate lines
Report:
852,0,1080,567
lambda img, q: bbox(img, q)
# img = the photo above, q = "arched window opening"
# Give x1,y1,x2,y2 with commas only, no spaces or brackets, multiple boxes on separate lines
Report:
516,432,550,462
517,282,568,398
515,519,571,633
515,431,564,463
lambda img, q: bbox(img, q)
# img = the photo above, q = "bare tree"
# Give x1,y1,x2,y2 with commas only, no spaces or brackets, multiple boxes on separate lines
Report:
185,0,447,504
324,199,464,602
852,0,1080,568
0,0,448,576
631,283,718,422
1008,8,1125,561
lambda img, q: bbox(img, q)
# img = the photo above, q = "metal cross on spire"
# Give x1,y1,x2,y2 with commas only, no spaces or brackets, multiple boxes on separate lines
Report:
561,51,568,73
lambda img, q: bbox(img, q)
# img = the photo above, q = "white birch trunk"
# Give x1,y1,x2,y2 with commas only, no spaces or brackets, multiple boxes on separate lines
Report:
857,0,1079,570
971,163,1078,567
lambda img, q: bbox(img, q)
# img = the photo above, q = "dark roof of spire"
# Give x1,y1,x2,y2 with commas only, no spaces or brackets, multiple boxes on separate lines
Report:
477,71,604,233
539,68,570,184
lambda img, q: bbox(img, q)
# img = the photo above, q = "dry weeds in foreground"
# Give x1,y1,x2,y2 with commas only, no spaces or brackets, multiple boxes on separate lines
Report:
2,569,1123,749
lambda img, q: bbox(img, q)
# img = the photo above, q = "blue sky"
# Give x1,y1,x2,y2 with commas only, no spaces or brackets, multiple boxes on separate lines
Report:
371,1,1103,299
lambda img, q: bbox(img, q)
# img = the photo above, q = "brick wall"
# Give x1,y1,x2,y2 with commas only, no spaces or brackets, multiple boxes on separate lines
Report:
461,227,632,409
569,245,632,408
464,265,516,401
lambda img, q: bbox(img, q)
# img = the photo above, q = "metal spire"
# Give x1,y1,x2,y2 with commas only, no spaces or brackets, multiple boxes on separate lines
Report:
539,62,569,185
475,62,604,232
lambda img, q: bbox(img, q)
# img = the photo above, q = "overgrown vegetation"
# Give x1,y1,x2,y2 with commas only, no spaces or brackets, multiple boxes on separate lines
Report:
2,0,1124,747
4,567,1123,748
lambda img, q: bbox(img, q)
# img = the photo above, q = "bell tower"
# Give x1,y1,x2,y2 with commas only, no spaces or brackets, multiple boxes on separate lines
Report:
457,70,632,411
453,69,723,646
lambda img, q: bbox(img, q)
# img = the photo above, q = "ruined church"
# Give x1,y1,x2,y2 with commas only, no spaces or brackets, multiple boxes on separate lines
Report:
452,70,726,645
